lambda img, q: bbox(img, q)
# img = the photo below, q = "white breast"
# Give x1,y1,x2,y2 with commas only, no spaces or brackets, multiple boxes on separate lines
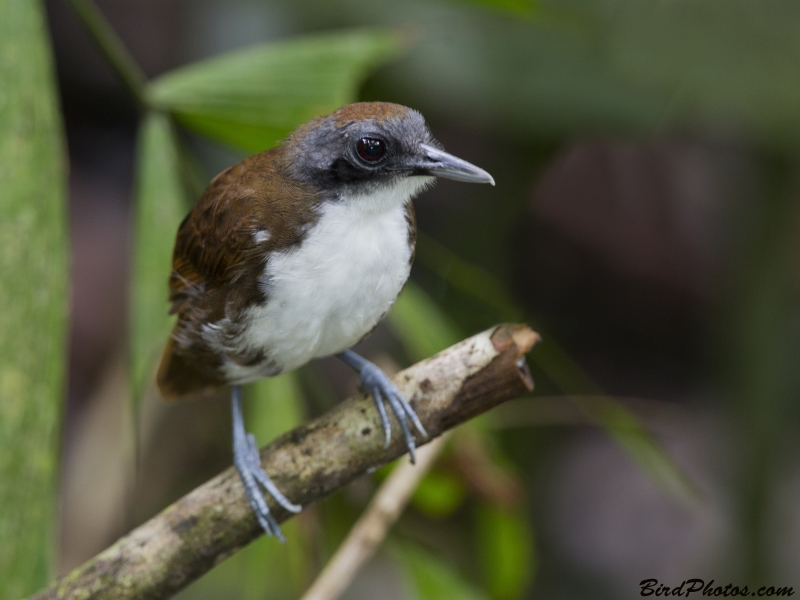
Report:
218,176,431,383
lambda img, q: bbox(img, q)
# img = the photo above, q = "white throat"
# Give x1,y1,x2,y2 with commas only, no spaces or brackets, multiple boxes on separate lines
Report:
339,175,434,216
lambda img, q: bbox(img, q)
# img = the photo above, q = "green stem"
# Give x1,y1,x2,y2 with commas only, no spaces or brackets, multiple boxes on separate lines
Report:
732,153,797,583
69,0,148,108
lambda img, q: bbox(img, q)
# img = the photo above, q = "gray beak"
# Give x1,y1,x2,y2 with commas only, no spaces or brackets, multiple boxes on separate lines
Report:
418,144,495,186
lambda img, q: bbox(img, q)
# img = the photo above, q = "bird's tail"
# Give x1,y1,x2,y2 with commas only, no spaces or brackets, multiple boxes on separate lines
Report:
156,336,224,401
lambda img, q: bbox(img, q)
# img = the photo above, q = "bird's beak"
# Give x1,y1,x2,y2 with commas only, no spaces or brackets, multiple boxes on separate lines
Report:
417,144,495,186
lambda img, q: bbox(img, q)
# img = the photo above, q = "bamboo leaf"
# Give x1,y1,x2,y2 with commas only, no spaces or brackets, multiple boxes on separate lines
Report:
147,29,404,153
0,0,68,595
130,112,187,406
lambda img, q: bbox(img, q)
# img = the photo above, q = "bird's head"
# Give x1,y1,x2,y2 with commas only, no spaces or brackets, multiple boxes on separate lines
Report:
282,102,494,206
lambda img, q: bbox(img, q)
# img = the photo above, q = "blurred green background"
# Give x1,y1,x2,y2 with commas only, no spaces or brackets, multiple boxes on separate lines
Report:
3,0,800,597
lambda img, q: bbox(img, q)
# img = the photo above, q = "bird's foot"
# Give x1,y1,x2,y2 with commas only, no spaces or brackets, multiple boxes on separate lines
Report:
339,350,427,463
231,387,301,541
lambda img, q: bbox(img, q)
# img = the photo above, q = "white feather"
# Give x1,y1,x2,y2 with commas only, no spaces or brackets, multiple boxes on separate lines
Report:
217,176,432,383
253,229,271,244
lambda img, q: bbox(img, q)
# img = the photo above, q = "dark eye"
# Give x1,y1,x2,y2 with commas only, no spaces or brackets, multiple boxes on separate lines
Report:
356,137,386,162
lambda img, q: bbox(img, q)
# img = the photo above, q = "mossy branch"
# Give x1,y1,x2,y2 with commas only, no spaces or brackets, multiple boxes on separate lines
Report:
31,324,539,600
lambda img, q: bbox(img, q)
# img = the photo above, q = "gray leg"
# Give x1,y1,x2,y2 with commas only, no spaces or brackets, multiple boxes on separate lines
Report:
338,350,427,464
231,386,301,541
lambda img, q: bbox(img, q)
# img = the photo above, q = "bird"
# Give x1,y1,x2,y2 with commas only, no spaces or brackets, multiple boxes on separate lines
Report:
156,101,494,540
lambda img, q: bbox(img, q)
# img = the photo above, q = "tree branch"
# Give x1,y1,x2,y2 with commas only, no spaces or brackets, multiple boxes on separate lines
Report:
32,324,539,600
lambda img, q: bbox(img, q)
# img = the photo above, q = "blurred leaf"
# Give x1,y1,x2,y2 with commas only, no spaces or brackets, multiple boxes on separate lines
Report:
68,0,147,106
416,232,522,322
174,521,310,600
604,0,800,145
0,0,68,595
176,136,213,203
314,0,800,144
148,29,404,153
459,0,541,17
450,429,526,508
725,158,799,581
131,112,187,407
392,540,488,600
388,282,462,362
535,340,699,503
475,505,535,600
248,372,305,447
241,523,311,600
411,470,467,518
413,236,698,502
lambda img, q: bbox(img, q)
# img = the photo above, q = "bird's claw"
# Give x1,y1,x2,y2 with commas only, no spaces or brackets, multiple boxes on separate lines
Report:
358,361,427,463
232,388,301,542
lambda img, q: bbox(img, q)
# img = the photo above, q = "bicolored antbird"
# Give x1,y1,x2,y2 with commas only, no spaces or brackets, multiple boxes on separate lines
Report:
156,102,494,539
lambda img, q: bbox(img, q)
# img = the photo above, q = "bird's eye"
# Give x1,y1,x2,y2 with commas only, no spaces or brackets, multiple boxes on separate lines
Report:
356,138,386,163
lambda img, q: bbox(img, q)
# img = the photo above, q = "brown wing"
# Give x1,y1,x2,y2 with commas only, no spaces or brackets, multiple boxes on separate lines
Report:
156,148,321,400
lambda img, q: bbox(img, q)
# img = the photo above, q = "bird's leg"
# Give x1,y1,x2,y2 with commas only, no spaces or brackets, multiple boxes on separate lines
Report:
231,385,301,541
337,350,427,463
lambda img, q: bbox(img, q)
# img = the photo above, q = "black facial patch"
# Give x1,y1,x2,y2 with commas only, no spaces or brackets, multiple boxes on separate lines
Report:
328,156,376,184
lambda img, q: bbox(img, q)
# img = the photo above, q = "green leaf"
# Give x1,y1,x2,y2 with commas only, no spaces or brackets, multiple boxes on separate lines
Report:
458,0,542,18
130,112,187,406
147,29,404,153
475,505,535,600
0,0,68,595
392,540,488,600
411,470,467,518
388,283,462,362
248,372,305,445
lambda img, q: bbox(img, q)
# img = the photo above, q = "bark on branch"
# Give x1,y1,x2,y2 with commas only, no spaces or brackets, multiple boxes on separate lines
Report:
32,324,540,600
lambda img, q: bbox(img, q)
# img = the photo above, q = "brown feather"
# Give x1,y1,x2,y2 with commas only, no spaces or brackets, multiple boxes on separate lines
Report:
156,337,224,400
156,145,321,399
